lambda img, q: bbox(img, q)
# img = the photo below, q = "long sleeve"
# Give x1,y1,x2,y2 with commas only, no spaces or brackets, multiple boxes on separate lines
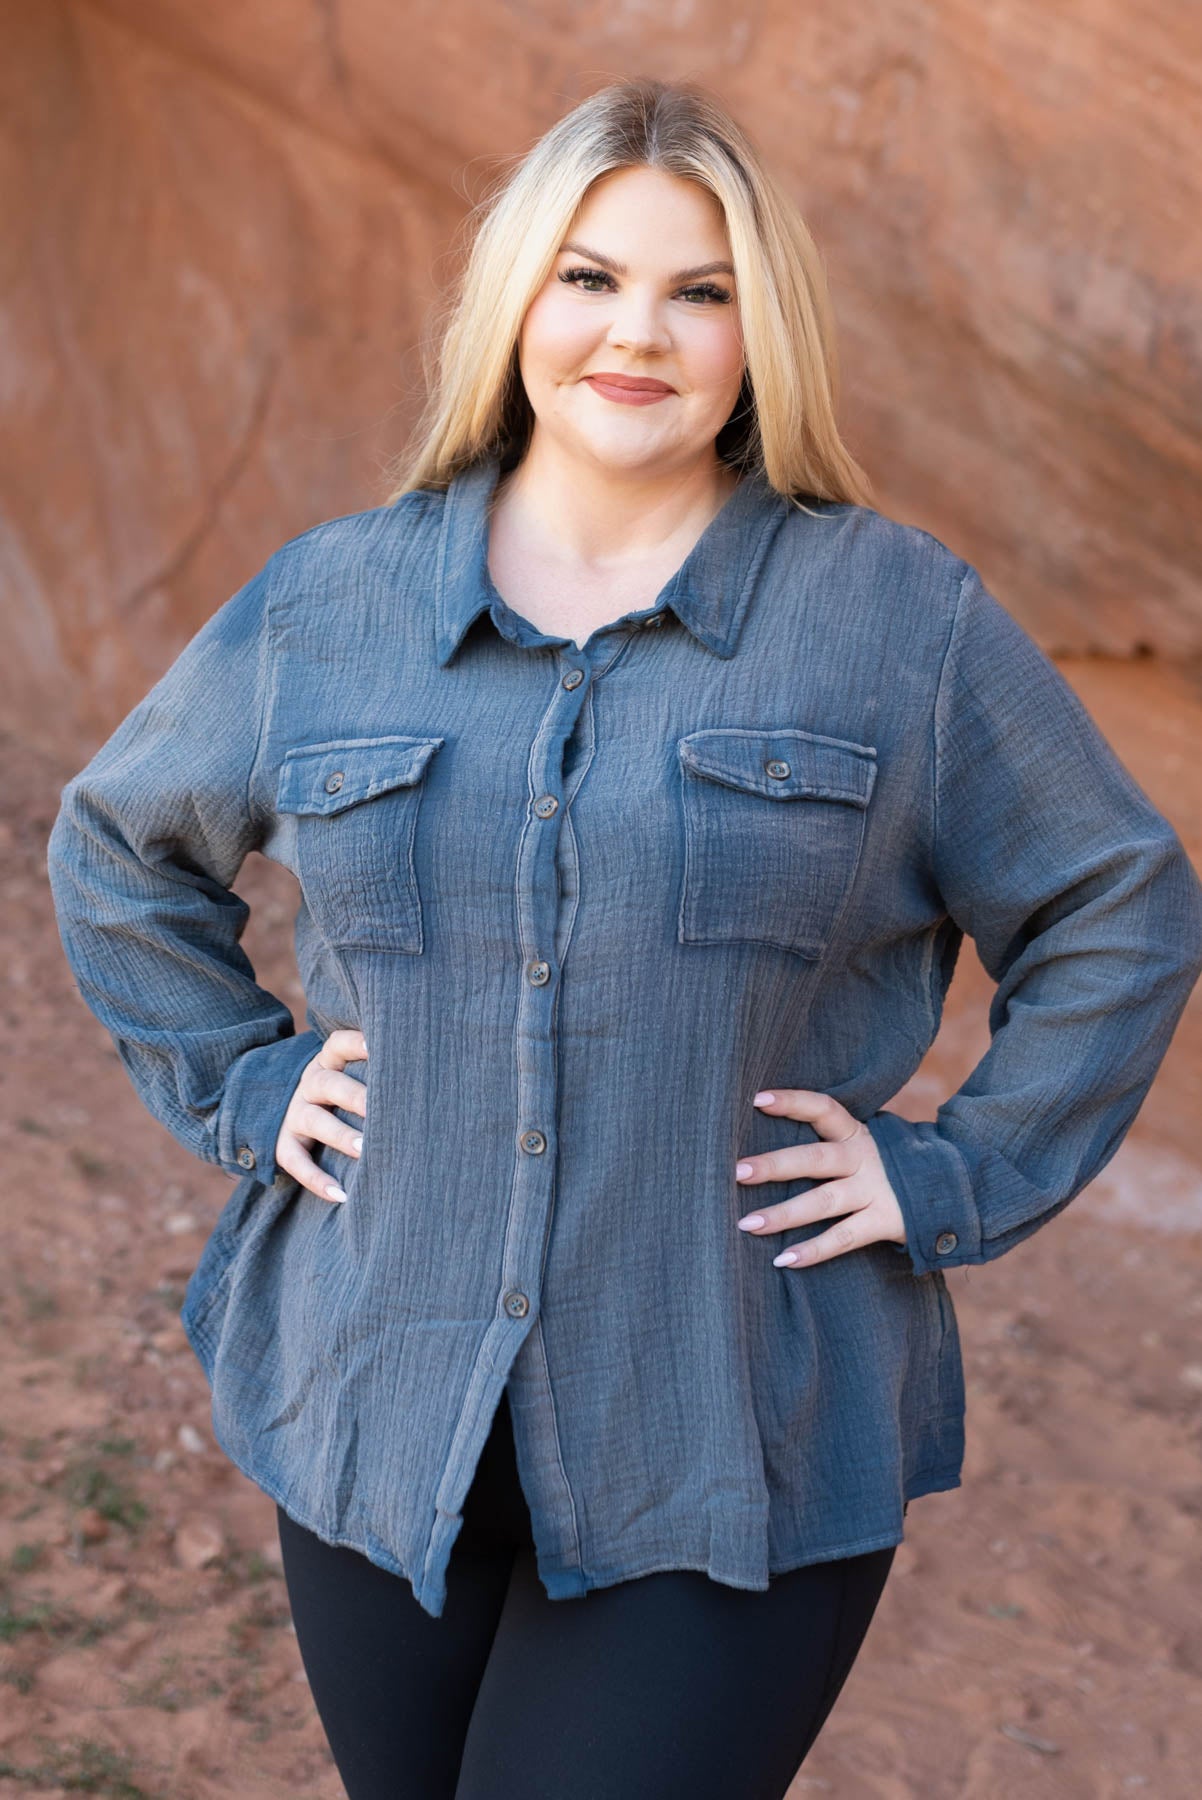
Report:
45,561,323,1185
867,561,1202,1277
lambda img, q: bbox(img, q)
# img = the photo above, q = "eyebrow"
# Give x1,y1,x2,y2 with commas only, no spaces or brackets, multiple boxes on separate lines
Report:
559,240,735,284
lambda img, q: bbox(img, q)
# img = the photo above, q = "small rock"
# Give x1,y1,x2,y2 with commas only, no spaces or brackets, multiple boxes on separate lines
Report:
999,1722,1061,1755
173,1514,225,1570
152,1448,177,1473
76,1508,110,1543
1178,1363,1202,1391
259,1536,285,1571
178,1423,206,1455
165,1212,198,1235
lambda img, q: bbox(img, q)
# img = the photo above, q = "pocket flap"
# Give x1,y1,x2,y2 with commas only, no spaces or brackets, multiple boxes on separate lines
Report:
276,734,445,816
677,728,877,805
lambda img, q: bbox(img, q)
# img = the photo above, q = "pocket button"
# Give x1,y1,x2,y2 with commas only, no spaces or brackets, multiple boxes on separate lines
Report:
765,759,791,779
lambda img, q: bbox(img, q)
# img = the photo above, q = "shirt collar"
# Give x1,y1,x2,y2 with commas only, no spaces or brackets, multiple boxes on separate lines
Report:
431,453,791,666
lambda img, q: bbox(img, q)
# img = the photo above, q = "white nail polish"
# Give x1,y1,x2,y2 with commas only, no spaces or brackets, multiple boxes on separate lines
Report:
327,1184,347,1203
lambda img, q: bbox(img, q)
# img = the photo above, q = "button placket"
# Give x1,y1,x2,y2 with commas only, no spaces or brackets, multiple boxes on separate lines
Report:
497,653,595,1329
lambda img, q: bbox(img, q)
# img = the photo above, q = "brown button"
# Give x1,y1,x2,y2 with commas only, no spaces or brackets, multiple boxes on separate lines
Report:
503,1290,530,1319
236,1145,257,1170
934,1231,958,1255
765,760,790,780
534,795,558,818
528,960,551,986
519,1129,547,1155
562,669,585,690
324,771,344,793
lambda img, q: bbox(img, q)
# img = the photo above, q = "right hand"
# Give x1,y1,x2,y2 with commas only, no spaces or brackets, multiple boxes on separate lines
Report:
274,1028,368,1204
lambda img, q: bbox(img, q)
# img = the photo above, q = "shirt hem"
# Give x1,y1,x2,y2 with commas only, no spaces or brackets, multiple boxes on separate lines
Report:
204,1361,966,1622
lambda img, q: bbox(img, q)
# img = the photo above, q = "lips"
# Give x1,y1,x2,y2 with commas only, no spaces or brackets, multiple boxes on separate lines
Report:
584,372,676,394
583,372,677,407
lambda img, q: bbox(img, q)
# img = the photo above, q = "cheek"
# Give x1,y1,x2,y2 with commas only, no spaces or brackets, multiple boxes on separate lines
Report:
519,290,598,383
683,314,744,400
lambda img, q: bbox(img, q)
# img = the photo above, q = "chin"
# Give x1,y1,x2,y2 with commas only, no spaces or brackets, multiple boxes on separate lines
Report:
573,433,677,470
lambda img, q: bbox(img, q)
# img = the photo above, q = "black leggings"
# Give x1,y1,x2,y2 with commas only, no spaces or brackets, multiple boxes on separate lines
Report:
276,1388,897,1800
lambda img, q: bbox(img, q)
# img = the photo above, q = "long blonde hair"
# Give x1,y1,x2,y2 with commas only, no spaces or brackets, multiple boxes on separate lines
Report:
381,76,873,510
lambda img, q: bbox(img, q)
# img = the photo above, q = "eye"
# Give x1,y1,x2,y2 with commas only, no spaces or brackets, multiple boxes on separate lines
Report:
677,282,733,306
558,266,616,294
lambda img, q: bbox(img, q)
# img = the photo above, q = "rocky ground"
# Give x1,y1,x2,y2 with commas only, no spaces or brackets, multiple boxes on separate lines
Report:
1,651,1199,1799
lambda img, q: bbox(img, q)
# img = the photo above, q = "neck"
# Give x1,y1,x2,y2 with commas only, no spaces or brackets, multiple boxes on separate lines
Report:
491,440,739,572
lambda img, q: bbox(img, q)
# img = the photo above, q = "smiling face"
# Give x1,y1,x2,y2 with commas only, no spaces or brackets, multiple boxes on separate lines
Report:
516,165,746,479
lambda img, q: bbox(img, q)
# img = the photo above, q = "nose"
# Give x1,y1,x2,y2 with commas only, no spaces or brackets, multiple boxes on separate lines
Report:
605,290,672,357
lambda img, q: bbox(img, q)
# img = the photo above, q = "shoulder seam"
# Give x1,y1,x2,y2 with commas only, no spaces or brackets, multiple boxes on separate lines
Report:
246,562,275,833
930,557,974,877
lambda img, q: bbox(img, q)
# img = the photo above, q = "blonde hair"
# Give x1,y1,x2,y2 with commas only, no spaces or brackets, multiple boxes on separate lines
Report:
381,76,873,511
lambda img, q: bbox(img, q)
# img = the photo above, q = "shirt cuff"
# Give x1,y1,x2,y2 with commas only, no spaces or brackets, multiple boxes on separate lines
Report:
215,1029,325,1183
864,1108,983,1275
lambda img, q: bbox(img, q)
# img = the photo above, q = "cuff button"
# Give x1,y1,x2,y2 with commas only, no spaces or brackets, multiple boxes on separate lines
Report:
934,1230,958,1254
236,1146,257,1170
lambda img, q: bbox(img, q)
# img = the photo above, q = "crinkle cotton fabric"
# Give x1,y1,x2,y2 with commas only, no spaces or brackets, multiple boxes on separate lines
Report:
46,455,1202,1619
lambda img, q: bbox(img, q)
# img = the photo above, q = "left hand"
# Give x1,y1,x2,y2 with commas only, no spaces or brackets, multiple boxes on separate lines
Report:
735,1089,907,1267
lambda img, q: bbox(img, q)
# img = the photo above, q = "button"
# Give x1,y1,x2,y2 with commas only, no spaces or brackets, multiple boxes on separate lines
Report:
934,1231,958,1255
324,771,344,793
528,959,551,985
642,612,665,628
519,1129,547,1155
534,795,559,818
765,759,791,780
235,1145,257,1170
562,668,584,690
503,1290,530,1319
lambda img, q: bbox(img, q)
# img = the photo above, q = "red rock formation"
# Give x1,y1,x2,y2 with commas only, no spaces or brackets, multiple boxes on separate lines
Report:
4,2,1200,757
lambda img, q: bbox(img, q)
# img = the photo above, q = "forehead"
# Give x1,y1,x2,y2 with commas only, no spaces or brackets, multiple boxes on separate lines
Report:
570,167,730,244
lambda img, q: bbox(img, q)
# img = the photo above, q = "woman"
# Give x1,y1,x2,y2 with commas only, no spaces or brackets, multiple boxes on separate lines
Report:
47,76,1202,1800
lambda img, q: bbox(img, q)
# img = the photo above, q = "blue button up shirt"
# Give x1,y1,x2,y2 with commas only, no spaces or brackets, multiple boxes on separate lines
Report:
46,454,1202,1619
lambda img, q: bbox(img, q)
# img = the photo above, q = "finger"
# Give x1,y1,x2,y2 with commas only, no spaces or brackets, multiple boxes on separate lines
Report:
736,1174,861,1235
276,1134,350,1205
289,1098,364,1161
771,1209,871,1269
318,1028,369,1071
300,1064,368,1122
735,1133,862,1187
752,1088,861,1142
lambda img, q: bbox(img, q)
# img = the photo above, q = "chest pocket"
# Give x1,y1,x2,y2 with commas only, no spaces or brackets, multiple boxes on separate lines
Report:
676,727,877,960
275,734,444,952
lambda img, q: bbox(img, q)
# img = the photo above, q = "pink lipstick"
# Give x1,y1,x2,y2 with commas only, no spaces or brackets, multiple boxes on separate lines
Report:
583,372,676,406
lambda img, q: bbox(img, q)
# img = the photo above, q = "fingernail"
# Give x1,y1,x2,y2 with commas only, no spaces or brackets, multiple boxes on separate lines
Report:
351,1135,363,1153
737,1214,765,1231
735,1162,754,1178
774,1250,798,1266
753,1091,775,1105
326,1184,347,1203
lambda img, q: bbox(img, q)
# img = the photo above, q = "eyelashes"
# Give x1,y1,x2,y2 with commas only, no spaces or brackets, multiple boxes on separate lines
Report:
557,265,733,305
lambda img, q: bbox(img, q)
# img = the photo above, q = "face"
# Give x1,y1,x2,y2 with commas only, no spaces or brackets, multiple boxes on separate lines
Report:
516,165,745,479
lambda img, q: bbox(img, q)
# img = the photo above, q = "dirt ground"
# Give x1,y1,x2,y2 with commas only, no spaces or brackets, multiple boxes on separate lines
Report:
2,652,1200,1800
